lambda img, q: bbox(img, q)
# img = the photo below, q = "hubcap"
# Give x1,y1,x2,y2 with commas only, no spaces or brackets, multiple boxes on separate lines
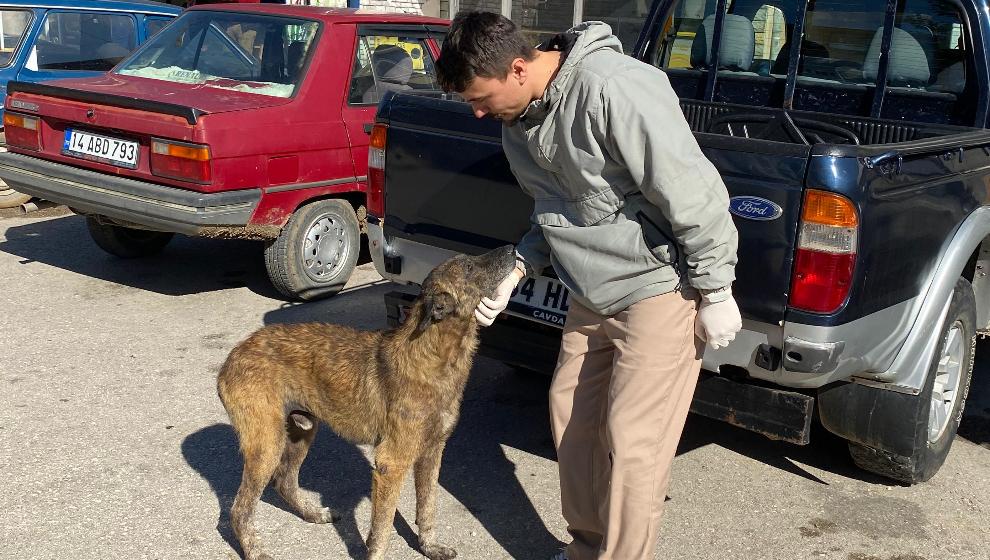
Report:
301,214,348,282
928,321,965,443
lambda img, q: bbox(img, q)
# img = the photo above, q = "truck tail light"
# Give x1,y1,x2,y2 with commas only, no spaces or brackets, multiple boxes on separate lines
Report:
367,123,387,218
4,112,41,151
790,190,858,314
150,139,211,183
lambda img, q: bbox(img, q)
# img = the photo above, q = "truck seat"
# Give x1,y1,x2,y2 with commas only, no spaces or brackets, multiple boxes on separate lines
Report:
690,13,757,74
863,24,933,88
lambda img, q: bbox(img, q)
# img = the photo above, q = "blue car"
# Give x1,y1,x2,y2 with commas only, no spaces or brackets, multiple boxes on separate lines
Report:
0,0,180,207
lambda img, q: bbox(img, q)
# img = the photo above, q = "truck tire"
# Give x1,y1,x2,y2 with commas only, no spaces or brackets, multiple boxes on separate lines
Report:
847,277,976,484
86,216,174,258
264,198,359,301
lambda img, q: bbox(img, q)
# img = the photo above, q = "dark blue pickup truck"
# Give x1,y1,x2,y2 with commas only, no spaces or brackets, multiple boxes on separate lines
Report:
367,0,990,484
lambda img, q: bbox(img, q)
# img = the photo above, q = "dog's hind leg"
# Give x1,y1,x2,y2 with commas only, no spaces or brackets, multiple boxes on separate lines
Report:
414,445,457,560
365,443,415,560
273,413,338,524
230,414,285,560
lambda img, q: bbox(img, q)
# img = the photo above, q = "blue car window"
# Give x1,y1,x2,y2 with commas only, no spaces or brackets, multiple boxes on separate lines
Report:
32,11,137,72
0,9,33,67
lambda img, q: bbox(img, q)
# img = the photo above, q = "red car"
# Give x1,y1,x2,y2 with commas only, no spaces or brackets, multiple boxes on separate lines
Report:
0,3,448,300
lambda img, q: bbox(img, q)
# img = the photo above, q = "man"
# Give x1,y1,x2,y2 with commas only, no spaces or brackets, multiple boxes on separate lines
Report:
436,12,741,560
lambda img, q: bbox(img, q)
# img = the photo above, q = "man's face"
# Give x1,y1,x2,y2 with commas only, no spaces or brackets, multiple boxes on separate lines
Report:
460,64,531,122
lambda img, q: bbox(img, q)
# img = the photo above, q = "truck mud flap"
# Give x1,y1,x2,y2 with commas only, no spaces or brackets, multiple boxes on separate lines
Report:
386,291,815,445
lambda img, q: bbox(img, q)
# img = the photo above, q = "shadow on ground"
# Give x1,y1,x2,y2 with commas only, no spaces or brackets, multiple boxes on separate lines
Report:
0,213,375,299
0,214,282,298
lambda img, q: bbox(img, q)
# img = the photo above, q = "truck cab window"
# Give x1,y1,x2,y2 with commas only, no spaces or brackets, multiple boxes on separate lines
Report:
654,0,977,125
655,0,800,104
878,0,975,124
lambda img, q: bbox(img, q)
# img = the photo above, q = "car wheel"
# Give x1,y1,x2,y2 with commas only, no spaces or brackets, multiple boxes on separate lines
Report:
86,216,174,258
848,277,976,484
264,198,360,301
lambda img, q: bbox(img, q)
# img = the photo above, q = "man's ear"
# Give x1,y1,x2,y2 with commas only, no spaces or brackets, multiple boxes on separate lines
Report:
509,57,528,84
415,292,455,333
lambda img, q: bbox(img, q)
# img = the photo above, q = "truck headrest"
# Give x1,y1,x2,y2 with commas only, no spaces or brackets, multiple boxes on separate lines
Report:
690,14,756,73
863,25,933,87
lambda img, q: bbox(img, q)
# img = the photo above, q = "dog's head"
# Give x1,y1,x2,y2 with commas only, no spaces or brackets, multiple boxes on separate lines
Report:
416,244,517,333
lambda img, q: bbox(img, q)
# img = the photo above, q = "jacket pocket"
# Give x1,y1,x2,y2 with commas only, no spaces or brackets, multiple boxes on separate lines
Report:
635,210,680,267
534,187,624,228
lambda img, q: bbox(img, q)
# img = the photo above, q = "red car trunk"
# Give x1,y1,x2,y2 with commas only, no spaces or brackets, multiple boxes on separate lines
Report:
10,75,293,192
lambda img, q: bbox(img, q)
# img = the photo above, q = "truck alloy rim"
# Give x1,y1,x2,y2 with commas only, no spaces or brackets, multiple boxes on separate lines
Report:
928,320,965,443
302,214,348,282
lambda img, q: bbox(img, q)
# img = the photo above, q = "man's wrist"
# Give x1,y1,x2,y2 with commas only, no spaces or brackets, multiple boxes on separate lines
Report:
699,285,732,303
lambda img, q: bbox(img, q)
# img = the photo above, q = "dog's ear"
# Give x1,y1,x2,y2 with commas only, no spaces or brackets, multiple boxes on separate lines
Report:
415,291,455,333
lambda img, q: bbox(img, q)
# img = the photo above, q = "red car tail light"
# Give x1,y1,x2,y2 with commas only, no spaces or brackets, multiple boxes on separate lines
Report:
150,139,211,184
789,190,859,314
3,112,41,151
367,123,387,218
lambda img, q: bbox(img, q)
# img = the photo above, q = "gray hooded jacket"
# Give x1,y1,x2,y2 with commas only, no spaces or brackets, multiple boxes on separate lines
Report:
505,22,738,315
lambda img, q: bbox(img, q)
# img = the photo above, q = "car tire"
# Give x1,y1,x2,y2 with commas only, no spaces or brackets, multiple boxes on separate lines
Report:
264,198,360,301
86,216,174,258
848,277,976,484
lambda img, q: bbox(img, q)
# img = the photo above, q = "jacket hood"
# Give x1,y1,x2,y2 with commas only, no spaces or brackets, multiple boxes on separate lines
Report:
521,21,623,123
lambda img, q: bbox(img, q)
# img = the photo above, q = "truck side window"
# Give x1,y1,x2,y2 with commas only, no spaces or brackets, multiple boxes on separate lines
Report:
348,35,439,105
0,9,33,68
30,11,137,72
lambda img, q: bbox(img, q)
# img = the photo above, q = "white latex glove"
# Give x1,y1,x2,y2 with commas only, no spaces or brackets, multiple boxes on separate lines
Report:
695,296,742,350
475,269,522,327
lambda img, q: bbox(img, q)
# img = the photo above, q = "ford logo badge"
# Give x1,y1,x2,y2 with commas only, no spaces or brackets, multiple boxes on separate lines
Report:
729,196,782,221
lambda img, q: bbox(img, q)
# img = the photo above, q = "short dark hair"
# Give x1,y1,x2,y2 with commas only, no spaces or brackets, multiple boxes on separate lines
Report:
436,11,536,93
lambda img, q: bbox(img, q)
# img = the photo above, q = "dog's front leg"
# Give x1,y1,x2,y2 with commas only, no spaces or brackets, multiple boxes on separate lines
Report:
366,447,413,560
415,445,456,560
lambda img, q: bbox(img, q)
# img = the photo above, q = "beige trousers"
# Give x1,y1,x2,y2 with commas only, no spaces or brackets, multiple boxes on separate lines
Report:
550,290,703,560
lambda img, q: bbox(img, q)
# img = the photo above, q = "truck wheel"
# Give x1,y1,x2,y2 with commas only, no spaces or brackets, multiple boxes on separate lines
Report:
264,199,359,301
86,216,174,258
848,277,976,484
0,184,32,209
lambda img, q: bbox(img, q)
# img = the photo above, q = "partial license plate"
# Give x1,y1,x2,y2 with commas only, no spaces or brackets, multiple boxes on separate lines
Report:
506,276,570,327
62,128,139,169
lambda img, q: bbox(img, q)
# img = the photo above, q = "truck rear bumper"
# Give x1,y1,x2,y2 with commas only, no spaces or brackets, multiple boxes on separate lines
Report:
0,152,261,235
385,290,815,445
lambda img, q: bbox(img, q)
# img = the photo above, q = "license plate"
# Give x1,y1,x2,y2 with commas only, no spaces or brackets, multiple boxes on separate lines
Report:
62,128,139,168
506,276,570,327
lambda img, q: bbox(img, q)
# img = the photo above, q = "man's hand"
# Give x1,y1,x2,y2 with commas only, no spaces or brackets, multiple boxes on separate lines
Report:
475,268,524,327
695,295,742,349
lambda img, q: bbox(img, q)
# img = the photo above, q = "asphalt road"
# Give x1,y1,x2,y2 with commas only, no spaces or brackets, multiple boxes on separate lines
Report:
1,211,988,560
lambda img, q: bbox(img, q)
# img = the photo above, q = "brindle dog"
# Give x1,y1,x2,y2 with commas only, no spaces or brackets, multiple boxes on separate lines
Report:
217,245,516,560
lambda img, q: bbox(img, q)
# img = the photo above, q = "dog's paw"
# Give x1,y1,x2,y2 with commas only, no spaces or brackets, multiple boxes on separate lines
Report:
307,507,340,524
421,544,457,560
